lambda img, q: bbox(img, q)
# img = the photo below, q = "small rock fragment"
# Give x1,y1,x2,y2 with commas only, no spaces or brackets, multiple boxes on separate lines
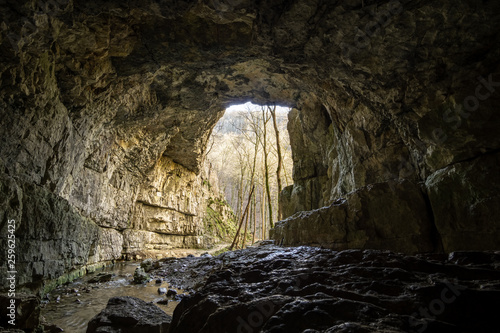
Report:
166,289,177,297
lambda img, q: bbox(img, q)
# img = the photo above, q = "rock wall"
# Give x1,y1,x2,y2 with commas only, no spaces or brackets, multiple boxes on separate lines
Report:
0,152,225,293
123,156,223,259
275,180,440,253
273,0,500,252
0,0,499,292
0,0,240,292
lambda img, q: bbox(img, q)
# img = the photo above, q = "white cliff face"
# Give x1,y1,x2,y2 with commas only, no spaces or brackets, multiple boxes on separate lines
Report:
125,156,221,259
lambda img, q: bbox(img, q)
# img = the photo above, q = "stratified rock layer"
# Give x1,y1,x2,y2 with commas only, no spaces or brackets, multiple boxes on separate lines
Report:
1,0,499,294
163,245,500,333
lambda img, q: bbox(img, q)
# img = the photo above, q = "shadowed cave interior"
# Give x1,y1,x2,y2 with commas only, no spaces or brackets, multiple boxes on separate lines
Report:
0,0,500,332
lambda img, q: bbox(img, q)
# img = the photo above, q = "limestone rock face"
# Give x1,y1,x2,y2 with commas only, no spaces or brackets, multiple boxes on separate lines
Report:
0,0,499,293
122,156,215,258
274,180,438,254
426,152,500,252
0,174,100,291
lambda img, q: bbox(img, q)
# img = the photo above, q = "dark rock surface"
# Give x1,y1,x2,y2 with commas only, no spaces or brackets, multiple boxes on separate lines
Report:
86,296,171,333
0,293,40,331
88,273,114,284
161,245,500,333
425,152,500,252
273,180,439,254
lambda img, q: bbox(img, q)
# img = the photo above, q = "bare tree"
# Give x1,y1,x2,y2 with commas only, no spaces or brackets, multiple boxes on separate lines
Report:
269,104,283,221
261,106,274,228
230,185,254,251
252,192,257,244
207,104,293,242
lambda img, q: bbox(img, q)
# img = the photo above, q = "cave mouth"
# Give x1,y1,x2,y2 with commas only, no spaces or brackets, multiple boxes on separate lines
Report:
224,102,292,114
207,102,293,241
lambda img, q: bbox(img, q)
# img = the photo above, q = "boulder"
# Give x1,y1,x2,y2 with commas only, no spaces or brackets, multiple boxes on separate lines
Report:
273,180,437,254
140,259,154,272
0,293,40,331
132,267,150,284
86,296,171,333
426,152,500,252
88,273,114,284
166,289,177,298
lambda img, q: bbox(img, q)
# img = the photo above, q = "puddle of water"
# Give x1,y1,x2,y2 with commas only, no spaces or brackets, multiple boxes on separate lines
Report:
41,262,184,333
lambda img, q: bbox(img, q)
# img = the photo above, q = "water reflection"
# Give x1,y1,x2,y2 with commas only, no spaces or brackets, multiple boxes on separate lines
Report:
41,262,183,333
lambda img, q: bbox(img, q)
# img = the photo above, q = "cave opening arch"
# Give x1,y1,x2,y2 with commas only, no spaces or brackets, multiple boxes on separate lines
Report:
205,101,294,241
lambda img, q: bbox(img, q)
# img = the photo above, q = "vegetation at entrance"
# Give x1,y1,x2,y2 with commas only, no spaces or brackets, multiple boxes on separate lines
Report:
204,196,238,243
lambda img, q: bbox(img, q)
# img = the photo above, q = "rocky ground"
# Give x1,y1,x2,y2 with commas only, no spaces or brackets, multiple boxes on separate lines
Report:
3,242,500,332
146,243,500,333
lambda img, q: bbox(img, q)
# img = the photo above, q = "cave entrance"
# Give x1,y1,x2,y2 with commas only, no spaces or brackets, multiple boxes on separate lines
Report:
206,102,292,242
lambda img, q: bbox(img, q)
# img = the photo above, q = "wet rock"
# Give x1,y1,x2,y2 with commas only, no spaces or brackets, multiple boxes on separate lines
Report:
426,153,500,252
140,259,154,272
86,296,171,333
174,294,186,302
155,279,163,284
39,315,65,333
0,293,40,331
42,323,64,333
166,289,177,298
166,245,500,333
88,273,114,283
133,267,150,284
156,299,171,305
153,254,225,291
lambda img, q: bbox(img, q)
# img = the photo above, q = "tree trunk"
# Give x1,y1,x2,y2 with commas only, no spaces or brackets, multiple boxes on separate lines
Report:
230,185,255,251
252,192,257,244
241,199,250,248
261,107,274,228
261,182,266,239
269,105,283,221
237,170,244,221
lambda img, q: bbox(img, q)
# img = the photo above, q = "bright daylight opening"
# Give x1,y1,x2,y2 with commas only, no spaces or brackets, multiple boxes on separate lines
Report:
206,102,293,243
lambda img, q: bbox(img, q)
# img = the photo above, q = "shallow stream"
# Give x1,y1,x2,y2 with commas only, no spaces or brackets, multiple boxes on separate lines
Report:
41,262,184,333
